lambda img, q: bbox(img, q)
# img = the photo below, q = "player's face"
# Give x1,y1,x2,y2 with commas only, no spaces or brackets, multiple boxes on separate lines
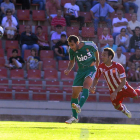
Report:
101,51,111,64
68,40,78,52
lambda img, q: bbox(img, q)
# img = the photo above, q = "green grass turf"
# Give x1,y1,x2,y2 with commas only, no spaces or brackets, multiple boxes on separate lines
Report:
0,121,140,140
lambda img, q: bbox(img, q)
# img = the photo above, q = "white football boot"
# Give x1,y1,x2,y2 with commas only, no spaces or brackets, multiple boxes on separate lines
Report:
72,103,81,113
65,116,79,124
122,104,132,118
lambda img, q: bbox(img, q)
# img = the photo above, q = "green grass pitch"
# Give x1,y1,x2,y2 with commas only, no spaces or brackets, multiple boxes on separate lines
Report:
0,121,140,140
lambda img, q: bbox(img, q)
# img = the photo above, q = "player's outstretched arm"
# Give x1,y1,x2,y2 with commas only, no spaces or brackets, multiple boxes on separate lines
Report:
64,59,75,75
90,77,99,94
95,50,100,68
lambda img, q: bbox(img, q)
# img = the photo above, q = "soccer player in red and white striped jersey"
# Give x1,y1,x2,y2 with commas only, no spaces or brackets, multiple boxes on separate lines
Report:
90,48,140,118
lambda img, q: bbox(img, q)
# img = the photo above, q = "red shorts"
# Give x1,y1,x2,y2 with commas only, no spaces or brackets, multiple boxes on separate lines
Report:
110,85,138,106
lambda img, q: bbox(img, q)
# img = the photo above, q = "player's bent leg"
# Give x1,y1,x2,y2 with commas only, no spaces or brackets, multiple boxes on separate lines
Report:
114,104,132,118
78,76,93,108
65,87,82,124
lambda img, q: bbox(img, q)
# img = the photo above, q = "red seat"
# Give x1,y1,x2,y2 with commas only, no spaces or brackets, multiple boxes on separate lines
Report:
49,90,63,101
44,69,58,80
61,71,74,81
130,82,140,88
7,49,21,59
32,89,47,100
19,25,26,34
98,95,110,102
61,0,71,6
12,79,26,89
58,60,69,71
110,13,117,20
0,69,7,79
10,69,24,79
87,95,96,102
0,40,2,48
62,81,73,91
97,82,108,91
28,80,42,90
124,52,135,62
97,28,110,37
32,10,46,21
15,89,29,100
82,27,94,38
66,27,79,37
0,49,4,58
133,98,140,103
80,12,92,23
5,40,19,51
0,79,9,89
43,59,56,70
0,58,5,68
97,90,110,94
17,10,30,21
24,50,31,61
40,50,54,60
46,80,60,90
124,13,132,21
27,70,41,80
0,88,12,99
35,26,48,34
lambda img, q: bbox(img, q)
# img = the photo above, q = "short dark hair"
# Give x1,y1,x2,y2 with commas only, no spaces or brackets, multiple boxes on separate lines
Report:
135,26,140,30
56,24,62,28
36,26,42,30
61,34,66,38
12,49,18,53
67,35,79,43
6,9,12,14
104,48,115,60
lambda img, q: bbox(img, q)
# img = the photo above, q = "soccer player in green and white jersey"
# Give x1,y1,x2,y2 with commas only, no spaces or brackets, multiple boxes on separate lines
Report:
65,35,99,124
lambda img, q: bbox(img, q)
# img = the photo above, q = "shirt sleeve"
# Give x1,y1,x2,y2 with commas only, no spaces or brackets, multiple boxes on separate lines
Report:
90,4,98,13
64,3,68,9
90,42,98,52
117,63,126,79
95,66,102,79
11,3,15,10
108,4,115,13
69,49,74,60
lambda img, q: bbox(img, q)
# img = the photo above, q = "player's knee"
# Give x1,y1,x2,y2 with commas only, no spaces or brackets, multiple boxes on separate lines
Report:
133,95,138,99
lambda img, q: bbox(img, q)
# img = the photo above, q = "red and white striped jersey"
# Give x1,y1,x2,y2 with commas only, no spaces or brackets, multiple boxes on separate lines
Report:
95,61,128,93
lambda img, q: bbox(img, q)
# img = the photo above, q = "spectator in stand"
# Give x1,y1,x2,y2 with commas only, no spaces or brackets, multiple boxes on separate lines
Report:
54,34,69,60
128,47,140,69
36,26,50,51
136,65,140,81
51,9,66,34
64,0,85,30
127,13,140,37
1,0,15,18
113,47,126,68
123,0,138,13
51,24,67,47
11,0,30,9
112,10,128,41
21,25,39,59
127,63,137,81
92,0,99,7
32,0,45,10
2,9,18,39
90,0,114,34
26,48,42,70
5,49,25,69
107,0,123,10
99,27,113,49
46,0,60,23
0,0,3,5
129,26,140,52
103,38,118,52
76,0,91,12
115,28,129,53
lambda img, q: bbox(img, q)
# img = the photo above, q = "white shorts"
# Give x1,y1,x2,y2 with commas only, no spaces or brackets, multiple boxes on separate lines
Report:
10,60,22,68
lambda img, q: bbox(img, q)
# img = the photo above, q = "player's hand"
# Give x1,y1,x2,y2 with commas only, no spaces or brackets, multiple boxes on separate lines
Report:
110,92,117,101
90,87,96,94
64,69,70,75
